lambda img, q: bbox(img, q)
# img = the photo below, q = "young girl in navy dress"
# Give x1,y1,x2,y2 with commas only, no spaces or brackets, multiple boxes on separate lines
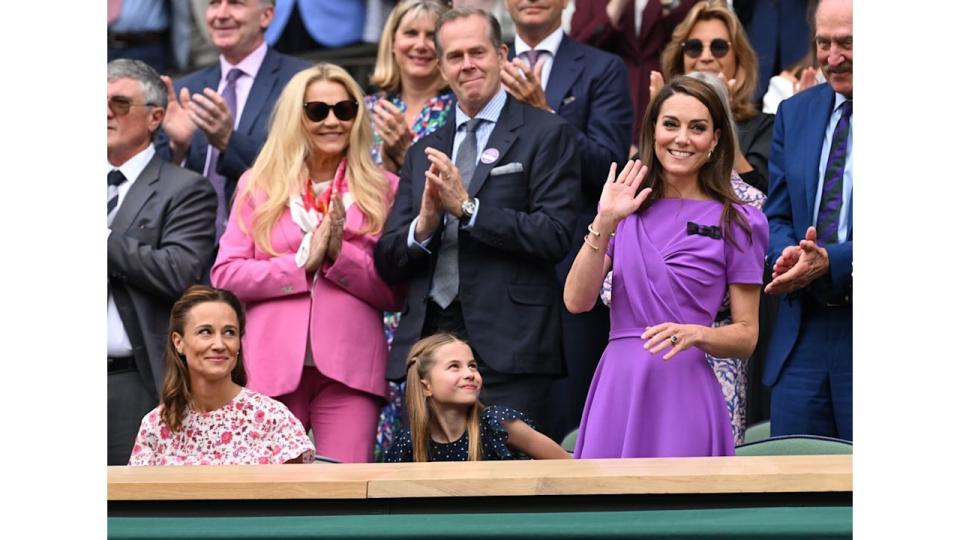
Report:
383,334,570,462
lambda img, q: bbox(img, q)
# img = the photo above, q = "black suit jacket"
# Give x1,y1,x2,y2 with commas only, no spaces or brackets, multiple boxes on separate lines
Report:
108,153,218,397
158,48,310,207
374,96,581,379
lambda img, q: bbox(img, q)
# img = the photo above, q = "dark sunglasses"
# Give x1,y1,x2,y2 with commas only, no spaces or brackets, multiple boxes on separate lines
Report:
303,100,359,122
682,38,731,59
108,95,153,116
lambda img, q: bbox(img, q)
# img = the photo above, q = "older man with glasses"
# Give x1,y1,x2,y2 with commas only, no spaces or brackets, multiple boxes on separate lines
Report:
107,59,217,465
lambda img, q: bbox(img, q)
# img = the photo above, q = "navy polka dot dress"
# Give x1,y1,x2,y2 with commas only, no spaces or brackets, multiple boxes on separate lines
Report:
383,406,535,462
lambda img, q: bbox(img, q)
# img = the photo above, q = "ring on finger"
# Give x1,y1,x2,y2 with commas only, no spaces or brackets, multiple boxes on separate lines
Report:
669,335,678,345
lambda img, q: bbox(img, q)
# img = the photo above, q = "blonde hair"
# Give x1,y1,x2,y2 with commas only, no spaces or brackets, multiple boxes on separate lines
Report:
661,0,759,121
369,0,450,94
404,334,483,462
239,63,391,255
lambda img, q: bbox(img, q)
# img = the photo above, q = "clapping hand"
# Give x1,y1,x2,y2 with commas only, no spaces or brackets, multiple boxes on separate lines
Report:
500,57,550,112
765,227,831,295
304,215,331,273
187,88,235,151
325,192,346,262
161,75,198,162
372,99,413,172
424,148,469,217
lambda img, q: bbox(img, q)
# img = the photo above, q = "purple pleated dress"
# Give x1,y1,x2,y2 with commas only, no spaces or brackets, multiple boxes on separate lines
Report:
574,198,768,458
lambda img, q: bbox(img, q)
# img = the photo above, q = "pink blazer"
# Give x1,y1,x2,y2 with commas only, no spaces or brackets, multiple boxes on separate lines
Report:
211,169,402,398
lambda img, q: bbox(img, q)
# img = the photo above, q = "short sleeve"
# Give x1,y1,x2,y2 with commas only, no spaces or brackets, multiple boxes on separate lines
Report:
128,408,162,466
383,430,414,463
267,399,316,464
725,205,769,285
480,405,536,460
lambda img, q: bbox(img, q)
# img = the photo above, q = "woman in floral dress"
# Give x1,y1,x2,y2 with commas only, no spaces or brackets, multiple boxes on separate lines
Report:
129,286,314,466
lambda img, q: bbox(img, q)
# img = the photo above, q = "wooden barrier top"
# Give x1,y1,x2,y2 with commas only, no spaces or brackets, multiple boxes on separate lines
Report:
108,455,851,501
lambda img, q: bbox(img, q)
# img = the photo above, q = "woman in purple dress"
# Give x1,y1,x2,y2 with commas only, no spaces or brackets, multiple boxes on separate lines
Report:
564,76,768,458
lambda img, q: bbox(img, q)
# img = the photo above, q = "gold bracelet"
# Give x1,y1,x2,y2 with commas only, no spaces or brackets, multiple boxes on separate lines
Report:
588,223,615,238
583,234,600,252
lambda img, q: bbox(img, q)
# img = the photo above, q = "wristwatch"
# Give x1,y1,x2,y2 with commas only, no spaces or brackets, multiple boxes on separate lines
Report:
459,197,478,221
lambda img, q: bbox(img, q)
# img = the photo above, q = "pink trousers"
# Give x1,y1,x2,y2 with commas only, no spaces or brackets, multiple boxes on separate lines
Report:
277,367,381,463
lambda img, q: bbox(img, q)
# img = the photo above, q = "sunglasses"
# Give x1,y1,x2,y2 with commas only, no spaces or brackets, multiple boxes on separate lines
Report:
303,100,359,122
682,38,731,59
108,95,153,116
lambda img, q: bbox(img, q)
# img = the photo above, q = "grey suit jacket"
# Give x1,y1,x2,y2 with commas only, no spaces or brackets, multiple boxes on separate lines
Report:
108,153,218,397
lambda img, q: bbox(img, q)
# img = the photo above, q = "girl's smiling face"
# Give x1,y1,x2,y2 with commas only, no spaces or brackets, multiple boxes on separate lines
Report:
420,341,482,407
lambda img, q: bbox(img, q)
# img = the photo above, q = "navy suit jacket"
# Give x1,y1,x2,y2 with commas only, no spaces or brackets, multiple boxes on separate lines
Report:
763,83,853,386
510,34,632,204
166,48,310,206
374,96,581,379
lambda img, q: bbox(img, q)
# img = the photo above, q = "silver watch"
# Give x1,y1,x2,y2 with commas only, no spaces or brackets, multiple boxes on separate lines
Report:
460,197,477,221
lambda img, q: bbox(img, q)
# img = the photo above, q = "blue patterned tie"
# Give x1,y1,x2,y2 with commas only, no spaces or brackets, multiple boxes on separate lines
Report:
206,68,243,239
816,100,852,244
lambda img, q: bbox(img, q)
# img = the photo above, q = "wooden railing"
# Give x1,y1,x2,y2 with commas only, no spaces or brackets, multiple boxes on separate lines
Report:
108,455,852,501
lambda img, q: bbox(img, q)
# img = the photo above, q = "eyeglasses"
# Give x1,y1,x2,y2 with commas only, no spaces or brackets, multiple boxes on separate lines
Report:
303,100,359,122
682,38,731,59
108,95,154,116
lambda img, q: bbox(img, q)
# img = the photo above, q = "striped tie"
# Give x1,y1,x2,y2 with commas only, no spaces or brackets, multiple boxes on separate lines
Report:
816,100,852,244
107,169,126,217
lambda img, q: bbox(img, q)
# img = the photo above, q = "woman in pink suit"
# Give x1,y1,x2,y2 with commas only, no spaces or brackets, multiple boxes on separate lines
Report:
211,63,401,463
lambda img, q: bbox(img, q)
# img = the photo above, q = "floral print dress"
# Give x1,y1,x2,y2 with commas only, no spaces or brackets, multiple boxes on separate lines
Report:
128,388,316,465
365,90,455,461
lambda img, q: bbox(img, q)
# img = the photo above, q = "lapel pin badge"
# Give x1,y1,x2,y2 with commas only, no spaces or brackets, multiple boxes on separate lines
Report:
480,148,500,164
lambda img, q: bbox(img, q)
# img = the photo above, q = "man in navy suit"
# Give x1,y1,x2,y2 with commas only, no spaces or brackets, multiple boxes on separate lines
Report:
501,0,633,440
374,7,580,430
160,0,309,237
763,0,853,441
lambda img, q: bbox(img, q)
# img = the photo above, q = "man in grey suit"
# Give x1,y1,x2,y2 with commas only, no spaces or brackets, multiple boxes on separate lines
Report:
107,59,217,465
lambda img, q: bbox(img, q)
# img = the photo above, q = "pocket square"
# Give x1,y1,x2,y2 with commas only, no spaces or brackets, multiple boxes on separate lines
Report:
561,95,576,106
490,162,523,175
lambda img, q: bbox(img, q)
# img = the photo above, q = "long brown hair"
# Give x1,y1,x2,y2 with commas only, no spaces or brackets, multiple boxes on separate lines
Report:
661,0,759,122
404,333,483,462
160,285,247,432
637,76,751,247
238,64,391,255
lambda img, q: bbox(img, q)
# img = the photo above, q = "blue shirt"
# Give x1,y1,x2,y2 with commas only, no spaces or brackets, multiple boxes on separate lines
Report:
109,0,169,33
813,93,853,242
407,89,509,251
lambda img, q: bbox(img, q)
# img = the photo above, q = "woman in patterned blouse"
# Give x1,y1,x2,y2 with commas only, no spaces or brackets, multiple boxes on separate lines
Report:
128,286,315,466
366,0,457,461
366,0,455,173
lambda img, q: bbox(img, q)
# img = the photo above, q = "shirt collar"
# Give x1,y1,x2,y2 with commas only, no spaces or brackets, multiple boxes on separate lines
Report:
833,92,850,114
455,88,507,129
514,26,564,57
108,144,156,184
219,41,268,82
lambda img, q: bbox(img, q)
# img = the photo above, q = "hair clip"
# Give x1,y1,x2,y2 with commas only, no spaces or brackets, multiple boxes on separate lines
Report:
687,221,722,240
